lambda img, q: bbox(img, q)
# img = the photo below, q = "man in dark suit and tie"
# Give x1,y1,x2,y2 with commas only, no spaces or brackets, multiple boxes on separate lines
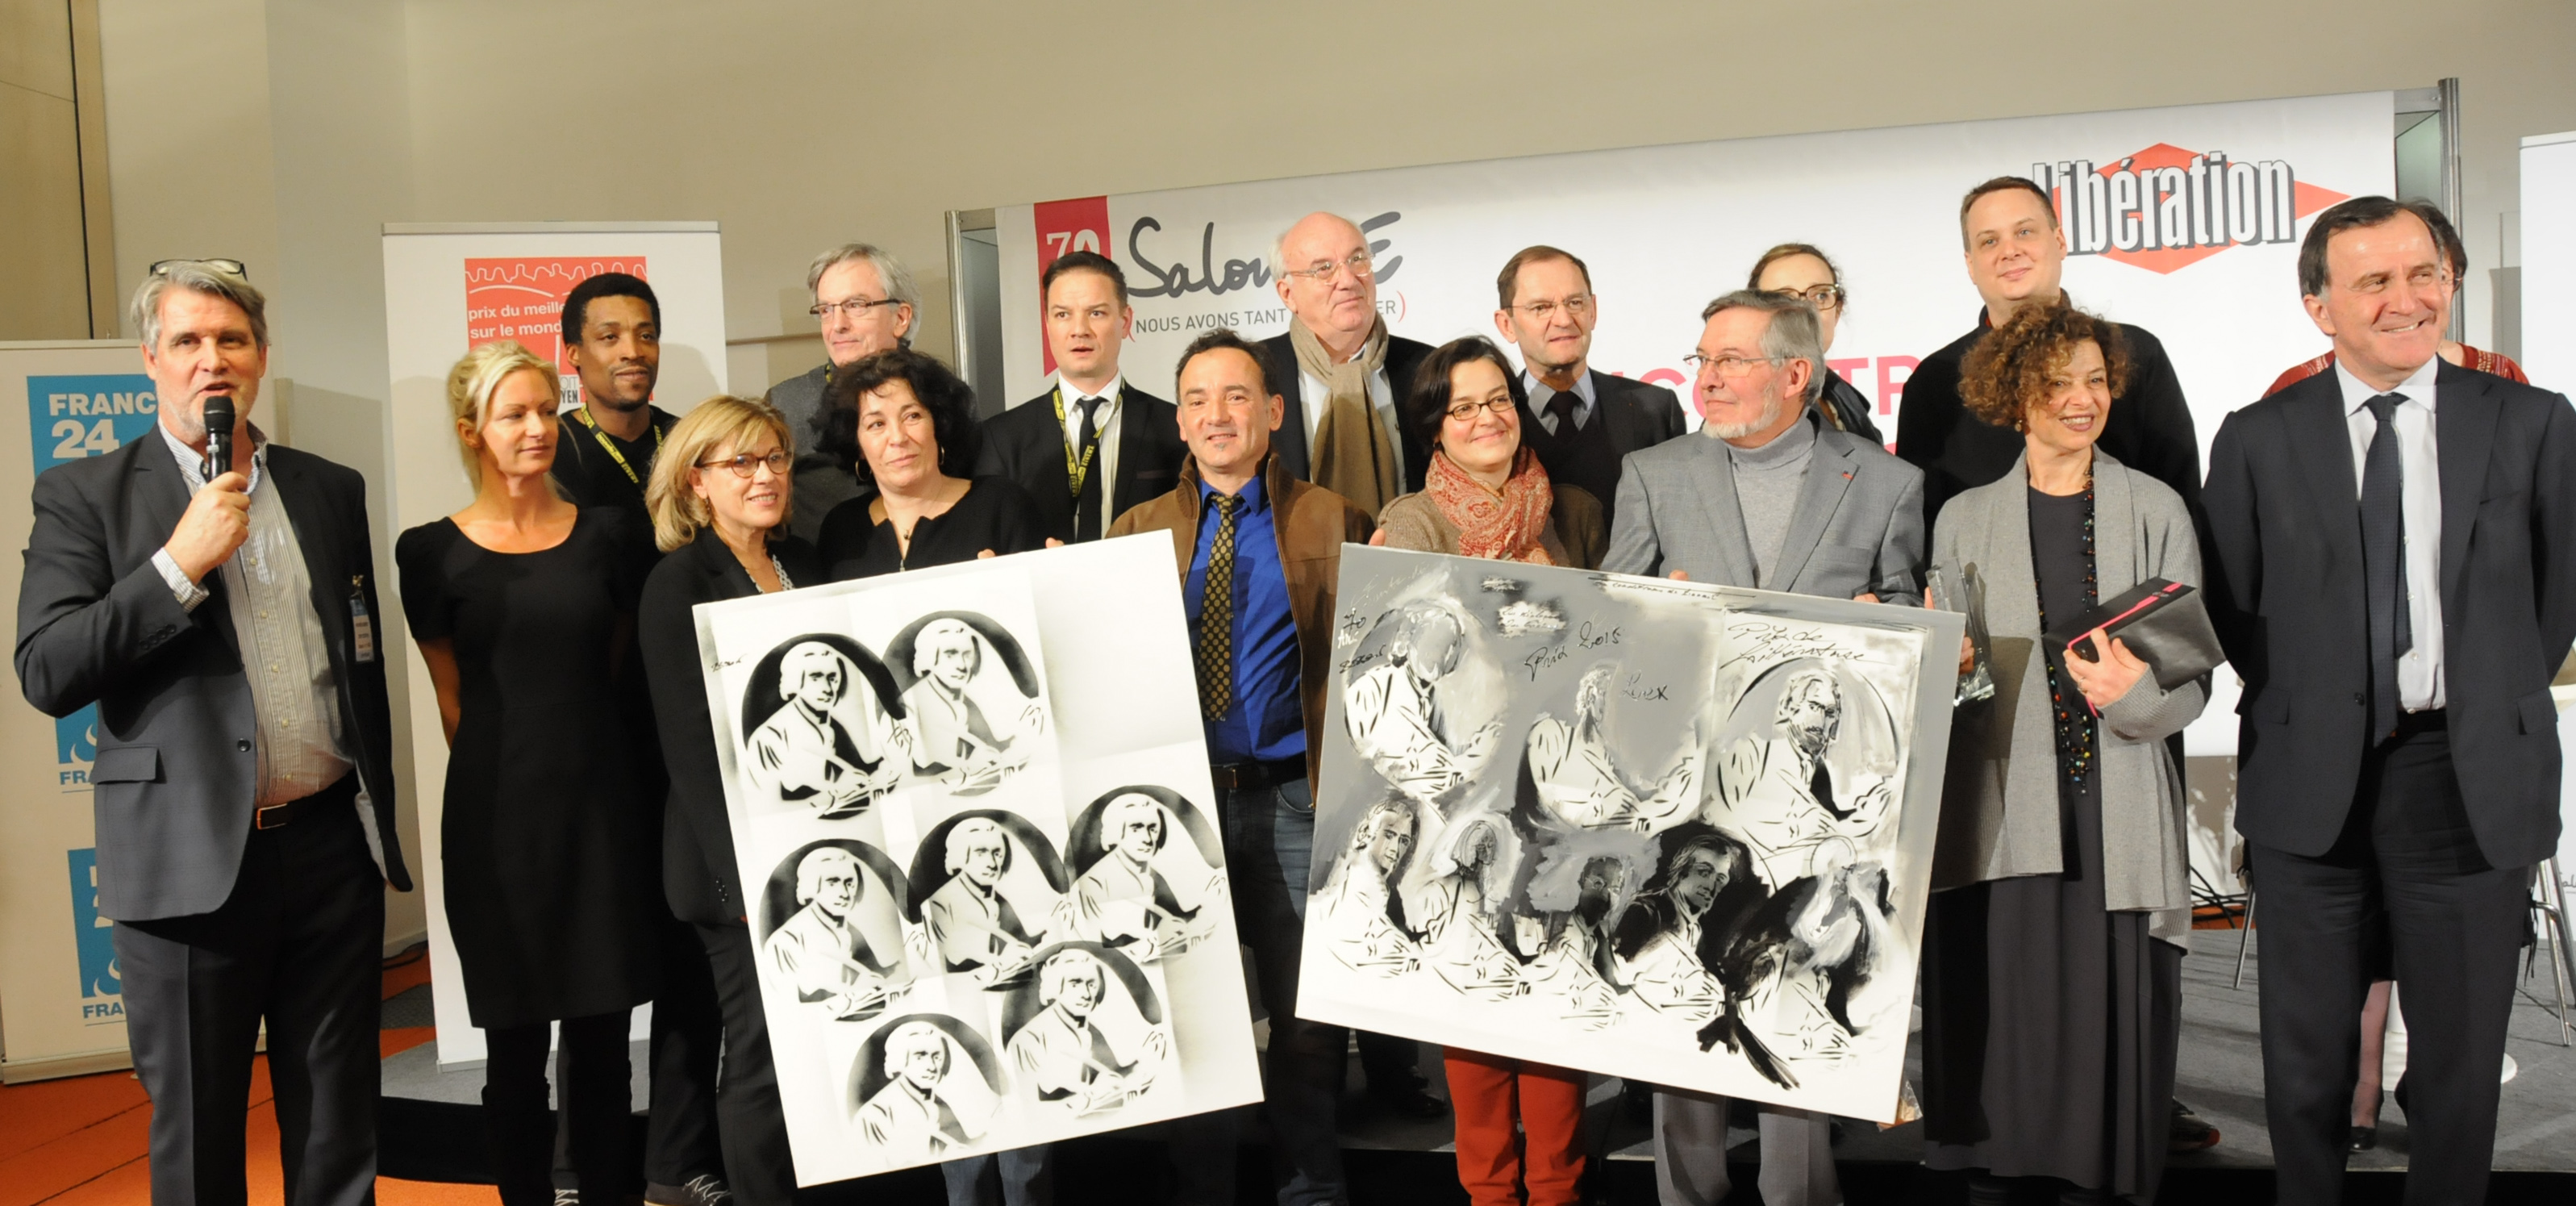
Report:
976,250,1184,543
15,261,408,1205
2203,195,2576,1206
1256,211,1434,516
1490,244,1689,528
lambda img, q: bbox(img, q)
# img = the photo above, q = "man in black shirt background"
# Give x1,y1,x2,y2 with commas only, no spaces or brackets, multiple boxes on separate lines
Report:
552,272,679,514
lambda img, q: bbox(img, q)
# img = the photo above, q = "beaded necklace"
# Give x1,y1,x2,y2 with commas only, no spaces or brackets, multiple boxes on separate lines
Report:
2033,463,2099,782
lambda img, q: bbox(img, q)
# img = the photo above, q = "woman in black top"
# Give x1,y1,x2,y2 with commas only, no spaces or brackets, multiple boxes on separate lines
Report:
815,348,1046,579
394,342,660,1206
1748,242,1882,444
637,394,822,1206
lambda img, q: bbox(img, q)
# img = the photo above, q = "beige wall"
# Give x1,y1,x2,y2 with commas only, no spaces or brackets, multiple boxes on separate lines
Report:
85,0,2576,951
0,0,91,340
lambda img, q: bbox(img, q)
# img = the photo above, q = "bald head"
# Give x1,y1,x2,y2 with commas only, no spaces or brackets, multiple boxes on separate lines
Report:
1273,212,1379,357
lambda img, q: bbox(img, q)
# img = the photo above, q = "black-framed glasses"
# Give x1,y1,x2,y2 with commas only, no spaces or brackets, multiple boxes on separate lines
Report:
811,296,905,319
697,450,793,478
150,258,248,279
1764,284,1843,311
1280,251,1374,284
1444,397,1517,423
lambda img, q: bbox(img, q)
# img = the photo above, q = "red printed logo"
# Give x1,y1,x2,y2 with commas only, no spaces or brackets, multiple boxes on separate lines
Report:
2032,145,2347,274
465,257,648,407
1032,197,1111,374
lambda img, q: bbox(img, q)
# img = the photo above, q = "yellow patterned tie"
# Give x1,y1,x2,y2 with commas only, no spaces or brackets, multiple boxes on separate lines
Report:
1196,494,1241,720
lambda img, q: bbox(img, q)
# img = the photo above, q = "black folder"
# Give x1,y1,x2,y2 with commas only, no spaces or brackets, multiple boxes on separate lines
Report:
2042,578,2222,691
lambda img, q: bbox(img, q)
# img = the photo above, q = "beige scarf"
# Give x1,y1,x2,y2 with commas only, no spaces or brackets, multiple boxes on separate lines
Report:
1289,316,1399,514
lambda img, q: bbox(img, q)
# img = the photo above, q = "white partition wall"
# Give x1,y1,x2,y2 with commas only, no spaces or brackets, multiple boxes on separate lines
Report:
2522,131,2576,394
380,223,727,1065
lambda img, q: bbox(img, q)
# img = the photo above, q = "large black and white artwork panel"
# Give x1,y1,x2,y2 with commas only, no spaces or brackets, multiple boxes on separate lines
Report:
1297,546,1961,1122
695,536,1261,1184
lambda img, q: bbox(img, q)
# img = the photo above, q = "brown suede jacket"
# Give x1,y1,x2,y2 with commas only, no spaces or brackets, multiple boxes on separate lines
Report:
1107,453,1375,787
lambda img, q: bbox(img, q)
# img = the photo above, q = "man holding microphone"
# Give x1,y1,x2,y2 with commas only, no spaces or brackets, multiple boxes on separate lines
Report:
17,261,407,1204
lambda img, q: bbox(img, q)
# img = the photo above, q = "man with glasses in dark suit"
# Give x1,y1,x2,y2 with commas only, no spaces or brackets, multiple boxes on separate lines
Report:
1490,244,1689,529
765,244,920,541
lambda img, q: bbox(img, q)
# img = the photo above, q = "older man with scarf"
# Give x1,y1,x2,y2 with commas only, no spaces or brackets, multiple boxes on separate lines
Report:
1257,212,1436,517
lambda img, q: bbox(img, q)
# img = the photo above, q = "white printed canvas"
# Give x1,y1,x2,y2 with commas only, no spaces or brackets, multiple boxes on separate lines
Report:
1298,546,1963,1122
694,536,1261,1185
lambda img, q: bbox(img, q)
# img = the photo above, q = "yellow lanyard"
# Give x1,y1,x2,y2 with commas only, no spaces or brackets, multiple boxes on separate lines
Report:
1050,384,1114,501
569,406,660,486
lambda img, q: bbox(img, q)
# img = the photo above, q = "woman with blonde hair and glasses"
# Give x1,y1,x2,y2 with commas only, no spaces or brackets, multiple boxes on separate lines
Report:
1749,243,1881,444
395,341,662,1204
638,394,820,1206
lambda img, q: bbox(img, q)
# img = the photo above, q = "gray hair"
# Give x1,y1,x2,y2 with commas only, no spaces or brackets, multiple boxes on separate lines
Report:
1699,289,1825,402
807,244,920,322
132,261,269,349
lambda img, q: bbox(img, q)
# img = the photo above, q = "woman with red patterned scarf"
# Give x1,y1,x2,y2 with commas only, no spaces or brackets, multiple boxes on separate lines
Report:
1377,336,1606,574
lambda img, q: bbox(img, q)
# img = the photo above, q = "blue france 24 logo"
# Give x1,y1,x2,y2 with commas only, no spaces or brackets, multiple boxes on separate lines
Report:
27,374,156,790
68,849,121,1008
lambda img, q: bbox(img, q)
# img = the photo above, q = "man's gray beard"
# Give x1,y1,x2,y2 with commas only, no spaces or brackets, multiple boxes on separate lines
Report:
1707,394,1786,440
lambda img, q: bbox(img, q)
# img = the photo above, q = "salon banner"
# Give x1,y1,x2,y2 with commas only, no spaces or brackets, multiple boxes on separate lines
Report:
0,340,157,1081
997,91,2390,460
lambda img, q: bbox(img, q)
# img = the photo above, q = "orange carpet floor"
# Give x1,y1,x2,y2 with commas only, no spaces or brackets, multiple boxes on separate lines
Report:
0,949,496,1205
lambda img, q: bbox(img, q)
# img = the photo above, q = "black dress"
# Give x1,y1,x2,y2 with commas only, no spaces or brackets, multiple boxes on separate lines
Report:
396,508,662,1028
1919,487,2184,1204
816,475,1048,579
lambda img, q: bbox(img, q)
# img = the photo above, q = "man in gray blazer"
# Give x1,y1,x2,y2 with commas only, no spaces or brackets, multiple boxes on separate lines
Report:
1602,289,1925,1206
764,243,917,540
15,262,407,1205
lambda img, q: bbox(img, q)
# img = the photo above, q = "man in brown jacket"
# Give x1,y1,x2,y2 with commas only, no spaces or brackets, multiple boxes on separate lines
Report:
1108,328,1373,1205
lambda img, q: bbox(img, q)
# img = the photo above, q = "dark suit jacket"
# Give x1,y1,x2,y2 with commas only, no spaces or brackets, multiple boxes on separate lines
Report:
1534,369,1691,457
16,435,407,921
1107,453,1376,787
1255,330,1435,490
973,382,1185,544
639,528,825,927
1895,315,2201,531
2203,362,2576,866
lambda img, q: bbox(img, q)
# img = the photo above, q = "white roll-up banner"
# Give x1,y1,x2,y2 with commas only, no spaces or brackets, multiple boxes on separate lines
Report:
380,223,728,1065
2522,131,2576,395
0,340,158,1081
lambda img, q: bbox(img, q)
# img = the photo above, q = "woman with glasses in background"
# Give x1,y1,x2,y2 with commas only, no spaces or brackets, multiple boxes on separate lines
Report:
1749,243,1881,444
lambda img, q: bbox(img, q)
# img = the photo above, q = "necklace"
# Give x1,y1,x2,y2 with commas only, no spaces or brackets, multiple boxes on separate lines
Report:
2032,462,2099,783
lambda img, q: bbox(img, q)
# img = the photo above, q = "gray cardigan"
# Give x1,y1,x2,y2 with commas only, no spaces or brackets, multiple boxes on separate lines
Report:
1928,449,2207,945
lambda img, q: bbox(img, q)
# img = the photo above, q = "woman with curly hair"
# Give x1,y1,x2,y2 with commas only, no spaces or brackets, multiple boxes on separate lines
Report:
814,347,1047,580
1918,303,2208,1206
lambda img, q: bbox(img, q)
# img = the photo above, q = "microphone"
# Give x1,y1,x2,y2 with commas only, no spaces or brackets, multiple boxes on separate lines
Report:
202,396,235,482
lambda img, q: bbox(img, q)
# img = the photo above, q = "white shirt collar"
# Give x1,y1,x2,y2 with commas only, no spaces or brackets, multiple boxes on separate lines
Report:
2332,354,2441,416
1523,368,1596,408
157,419,268,491
1057,373,1123,406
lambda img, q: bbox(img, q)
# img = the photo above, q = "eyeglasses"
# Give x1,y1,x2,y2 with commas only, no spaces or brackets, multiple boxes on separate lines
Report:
696,450,793,478
1444,397,1517,423
1683,353,1781,380
1764,284,1844,312
1511,294,1594,323
2343,266,2455,296
150,258,248,279
811,296,905,319
1280,251,1374,284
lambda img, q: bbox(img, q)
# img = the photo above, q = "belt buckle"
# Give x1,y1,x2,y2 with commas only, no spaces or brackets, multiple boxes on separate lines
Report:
254,802,290,830
1210,765,1245,791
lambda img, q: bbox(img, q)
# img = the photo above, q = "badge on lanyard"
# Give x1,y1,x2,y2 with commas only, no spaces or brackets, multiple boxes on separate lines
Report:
349,574,377,663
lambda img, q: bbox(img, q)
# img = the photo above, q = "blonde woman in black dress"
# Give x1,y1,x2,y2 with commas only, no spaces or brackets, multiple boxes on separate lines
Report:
396,342,661,1205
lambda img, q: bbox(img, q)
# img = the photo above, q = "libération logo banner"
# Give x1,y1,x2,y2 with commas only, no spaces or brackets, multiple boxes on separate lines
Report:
996,91,2389,457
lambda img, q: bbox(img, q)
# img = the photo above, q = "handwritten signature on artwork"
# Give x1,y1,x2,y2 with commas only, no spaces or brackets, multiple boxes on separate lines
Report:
1722,620,1856,670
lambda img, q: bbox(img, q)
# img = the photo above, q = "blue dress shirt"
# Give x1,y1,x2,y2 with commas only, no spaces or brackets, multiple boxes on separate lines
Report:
1184,474,1304,763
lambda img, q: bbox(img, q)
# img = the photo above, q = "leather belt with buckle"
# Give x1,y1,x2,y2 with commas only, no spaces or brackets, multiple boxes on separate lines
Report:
1209,756,1306,791
253,799,303,830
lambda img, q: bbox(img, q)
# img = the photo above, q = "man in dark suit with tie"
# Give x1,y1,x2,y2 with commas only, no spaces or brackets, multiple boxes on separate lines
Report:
976,250,1184,543
15,262,408,1206
1256,212,1435,516
1490,245,1689,529
2203,195,2576,1206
